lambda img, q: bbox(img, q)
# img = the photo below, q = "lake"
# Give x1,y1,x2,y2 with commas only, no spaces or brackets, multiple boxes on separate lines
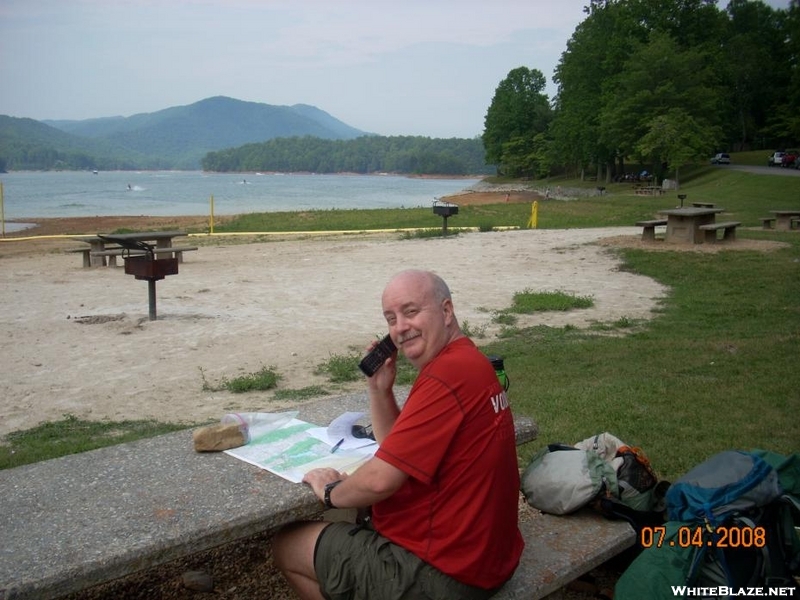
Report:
0,171,480,231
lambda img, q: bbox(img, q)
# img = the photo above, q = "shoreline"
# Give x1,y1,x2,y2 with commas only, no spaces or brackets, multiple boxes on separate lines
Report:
0,189,538,240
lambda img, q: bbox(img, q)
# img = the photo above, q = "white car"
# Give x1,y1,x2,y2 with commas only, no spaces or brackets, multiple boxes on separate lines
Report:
710,153,731,165
768,151,785,167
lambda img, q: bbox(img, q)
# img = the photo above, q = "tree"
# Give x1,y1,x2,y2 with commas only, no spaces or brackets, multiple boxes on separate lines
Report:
636,109,718,187
599,31,724,180
550,0,646,181
723,0,789,149
482,67,552,177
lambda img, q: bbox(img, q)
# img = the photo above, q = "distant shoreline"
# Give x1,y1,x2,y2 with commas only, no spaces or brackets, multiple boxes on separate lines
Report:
0,187,541,244
1,169,486,180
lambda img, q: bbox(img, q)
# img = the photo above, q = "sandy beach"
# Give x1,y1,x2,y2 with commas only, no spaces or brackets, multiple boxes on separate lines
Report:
0,191,784,438
0,229,657,437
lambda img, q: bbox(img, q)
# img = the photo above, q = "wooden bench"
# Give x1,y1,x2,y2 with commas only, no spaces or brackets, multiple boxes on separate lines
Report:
699,221,741,243
760,217,776,229
692,202,715,208
87,245,198,267
635,218,668,241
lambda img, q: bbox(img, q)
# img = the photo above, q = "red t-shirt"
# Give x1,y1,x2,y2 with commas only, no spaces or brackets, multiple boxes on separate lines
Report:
373,337,524,589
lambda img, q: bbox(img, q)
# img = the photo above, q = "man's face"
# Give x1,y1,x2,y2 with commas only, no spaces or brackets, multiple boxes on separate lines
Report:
381,273,453,369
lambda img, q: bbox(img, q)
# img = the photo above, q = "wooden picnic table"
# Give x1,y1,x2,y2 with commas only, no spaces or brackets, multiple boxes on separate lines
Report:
769,210,800,232
72,230,188,267
657,207,724,244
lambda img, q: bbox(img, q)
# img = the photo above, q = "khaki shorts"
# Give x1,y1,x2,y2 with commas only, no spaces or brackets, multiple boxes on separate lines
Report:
314,521,500,600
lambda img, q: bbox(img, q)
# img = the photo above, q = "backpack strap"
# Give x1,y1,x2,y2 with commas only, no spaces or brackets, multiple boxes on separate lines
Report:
776,494,800,574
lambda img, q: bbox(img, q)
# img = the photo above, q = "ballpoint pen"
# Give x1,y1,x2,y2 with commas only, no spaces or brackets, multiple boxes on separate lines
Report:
330,438,345,454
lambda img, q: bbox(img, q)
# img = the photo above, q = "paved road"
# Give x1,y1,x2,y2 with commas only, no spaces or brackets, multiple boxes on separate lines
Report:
723,164,800,177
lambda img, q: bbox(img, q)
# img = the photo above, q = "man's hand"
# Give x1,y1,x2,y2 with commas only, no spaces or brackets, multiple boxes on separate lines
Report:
364,338,397,392
303,468,346,503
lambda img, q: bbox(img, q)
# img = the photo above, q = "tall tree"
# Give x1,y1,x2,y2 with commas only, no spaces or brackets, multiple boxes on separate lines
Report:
723,0,789,149
482,67,552,177
550,0,647,180
599,31,724,179
551,0,729,180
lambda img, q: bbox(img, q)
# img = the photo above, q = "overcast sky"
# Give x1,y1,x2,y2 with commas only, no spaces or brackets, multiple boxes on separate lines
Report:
0,0,792,138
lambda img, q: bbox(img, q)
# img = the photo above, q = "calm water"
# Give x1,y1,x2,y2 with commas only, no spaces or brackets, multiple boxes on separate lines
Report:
0,171,479,230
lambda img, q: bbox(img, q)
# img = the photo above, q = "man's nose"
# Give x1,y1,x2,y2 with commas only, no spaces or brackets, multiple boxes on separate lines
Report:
393,314,410,331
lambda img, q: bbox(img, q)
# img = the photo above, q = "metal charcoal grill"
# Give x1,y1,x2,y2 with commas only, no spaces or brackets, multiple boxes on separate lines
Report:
432,199,459,235
99,235,179,320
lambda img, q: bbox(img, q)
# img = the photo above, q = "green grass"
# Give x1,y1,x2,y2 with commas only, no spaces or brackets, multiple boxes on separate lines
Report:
0,415,187,469
201,365,281,393
509,290,594,313
482,239,800,481
2,165,799,476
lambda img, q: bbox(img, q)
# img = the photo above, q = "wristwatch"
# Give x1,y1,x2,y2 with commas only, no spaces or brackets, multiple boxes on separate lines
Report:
323,480,343,509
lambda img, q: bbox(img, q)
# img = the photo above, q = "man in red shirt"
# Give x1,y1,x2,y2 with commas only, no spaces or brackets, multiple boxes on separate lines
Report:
273,269,523,599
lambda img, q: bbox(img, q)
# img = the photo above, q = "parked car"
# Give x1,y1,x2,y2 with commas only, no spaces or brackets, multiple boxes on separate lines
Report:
710,153,731,165
781,150,798,168
768,151,786,167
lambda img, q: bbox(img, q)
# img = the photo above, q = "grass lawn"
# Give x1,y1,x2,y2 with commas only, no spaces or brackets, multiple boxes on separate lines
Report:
1,163,799,481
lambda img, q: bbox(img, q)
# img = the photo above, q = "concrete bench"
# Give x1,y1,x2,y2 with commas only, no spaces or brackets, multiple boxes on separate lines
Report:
635,218,668,241
495,510,635,599
66,247,96,268
88,246,198,267
699,221,741,243
0,390,539,599
760,217,776,229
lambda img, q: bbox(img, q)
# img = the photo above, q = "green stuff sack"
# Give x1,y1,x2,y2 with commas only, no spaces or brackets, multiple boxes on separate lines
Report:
521,443,618,515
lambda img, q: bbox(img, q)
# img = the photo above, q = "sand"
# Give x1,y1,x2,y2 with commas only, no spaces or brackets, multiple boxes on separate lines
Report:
0,191,785,438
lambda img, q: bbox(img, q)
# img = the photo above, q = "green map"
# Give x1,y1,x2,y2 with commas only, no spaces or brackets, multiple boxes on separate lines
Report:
225,418,374,483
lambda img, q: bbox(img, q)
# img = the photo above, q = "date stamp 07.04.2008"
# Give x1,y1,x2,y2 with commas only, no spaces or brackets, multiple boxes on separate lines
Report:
640,525,766,549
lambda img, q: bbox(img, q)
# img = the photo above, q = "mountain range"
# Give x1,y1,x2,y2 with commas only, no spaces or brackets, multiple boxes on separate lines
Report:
0,96,370,171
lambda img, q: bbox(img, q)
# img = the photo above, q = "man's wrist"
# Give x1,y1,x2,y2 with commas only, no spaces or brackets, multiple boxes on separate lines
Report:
323,480,343,509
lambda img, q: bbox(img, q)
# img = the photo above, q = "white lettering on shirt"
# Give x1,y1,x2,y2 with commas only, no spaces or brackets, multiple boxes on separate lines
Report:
490,391,510,413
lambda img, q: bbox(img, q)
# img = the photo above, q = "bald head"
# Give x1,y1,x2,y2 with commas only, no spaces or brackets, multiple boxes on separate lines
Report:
381,270,462,369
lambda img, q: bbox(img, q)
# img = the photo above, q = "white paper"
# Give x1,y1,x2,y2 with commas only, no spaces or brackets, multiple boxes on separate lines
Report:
326,411,377,451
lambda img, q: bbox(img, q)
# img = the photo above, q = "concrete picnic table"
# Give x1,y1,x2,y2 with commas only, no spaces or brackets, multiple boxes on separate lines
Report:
71,230,189,267
769,210,800,231
0,391,538,600
657,206,724,244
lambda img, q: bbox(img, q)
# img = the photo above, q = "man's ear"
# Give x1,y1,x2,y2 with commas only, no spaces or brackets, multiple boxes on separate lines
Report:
442,298,455,325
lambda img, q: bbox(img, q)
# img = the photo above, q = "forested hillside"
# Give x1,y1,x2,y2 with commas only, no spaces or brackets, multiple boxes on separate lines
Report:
483,0,800,181
0,116,156,171
201,136,493,175
0,97,368,171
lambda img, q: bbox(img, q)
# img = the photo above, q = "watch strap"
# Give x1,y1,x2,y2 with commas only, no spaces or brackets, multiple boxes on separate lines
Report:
323,480,343,509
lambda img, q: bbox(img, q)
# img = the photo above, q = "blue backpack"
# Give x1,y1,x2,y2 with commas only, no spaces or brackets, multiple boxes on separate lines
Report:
666,450,781,526
616,450,800,599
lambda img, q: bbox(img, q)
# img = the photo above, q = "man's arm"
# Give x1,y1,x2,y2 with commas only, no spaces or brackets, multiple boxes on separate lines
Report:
303,456,407,509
